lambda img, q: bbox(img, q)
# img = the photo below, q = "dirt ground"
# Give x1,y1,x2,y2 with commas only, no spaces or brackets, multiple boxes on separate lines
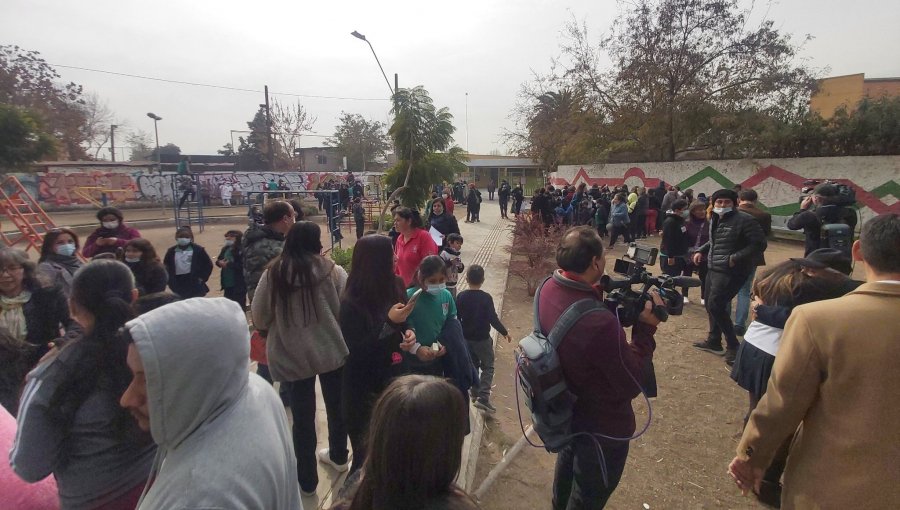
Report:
474,236,859,510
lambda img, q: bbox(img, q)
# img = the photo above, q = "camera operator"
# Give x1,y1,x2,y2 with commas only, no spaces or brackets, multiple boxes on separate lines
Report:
691,189,767,365
539,226,664,509
787,182,857,256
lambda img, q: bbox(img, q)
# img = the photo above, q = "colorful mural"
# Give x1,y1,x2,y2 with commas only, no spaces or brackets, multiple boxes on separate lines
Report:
13,168,384,207
553,156,900,227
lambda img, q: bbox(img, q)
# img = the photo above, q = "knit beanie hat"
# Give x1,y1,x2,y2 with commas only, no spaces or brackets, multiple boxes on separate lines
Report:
710,189,738,204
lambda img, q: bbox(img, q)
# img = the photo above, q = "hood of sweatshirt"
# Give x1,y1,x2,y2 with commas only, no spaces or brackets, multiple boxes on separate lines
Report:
125,297,250,449
243,223,284,246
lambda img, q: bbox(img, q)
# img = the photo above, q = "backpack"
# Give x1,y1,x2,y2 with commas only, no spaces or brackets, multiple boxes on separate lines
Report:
516,277,605,452
818,205,854,257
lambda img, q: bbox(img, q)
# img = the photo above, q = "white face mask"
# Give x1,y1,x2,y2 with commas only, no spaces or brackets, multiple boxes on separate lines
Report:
55,243,77,257
102,221,119,229
224,240,234,247
426,283,446,295
125,256,141,264
176,238,192,247
713,207,732,216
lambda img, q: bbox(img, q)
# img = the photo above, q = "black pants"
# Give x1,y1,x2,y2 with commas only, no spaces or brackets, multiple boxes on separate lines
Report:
607,225,632,247
178,189,195,208
289,367,348,492
355,219,365,239
682,262,708,299
499,197,509,217
513,200,523,216
489,190,495,200
553,437,630,509
659,256,685,278
223,286,247,311
705,270,747,350
631,213,646,238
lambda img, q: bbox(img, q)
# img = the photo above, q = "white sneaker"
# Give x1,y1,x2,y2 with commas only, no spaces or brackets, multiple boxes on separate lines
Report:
683,296,691,304
317,448,349,473
700,298,706,306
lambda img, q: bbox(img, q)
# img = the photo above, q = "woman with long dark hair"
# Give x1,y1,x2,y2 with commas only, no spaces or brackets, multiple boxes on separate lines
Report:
339,234,416,474
336,375,478,510
251,221,349,495
123,239,168,296
682,201,711,304
38,227,83,297
11,260,156,509
426,198,460,247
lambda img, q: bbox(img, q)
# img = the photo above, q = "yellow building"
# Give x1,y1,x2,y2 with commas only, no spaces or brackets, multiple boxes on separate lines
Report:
810,73,900,119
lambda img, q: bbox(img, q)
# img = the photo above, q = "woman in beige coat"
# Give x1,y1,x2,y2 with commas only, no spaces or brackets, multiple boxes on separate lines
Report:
252,221,349,496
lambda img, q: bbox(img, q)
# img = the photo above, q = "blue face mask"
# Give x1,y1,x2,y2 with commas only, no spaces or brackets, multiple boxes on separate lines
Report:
426,283,446,295
55,243,77,257
176,238,192,247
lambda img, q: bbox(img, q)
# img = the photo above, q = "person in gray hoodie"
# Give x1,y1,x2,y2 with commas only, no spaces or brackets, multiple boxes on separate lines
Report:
120,297,302,510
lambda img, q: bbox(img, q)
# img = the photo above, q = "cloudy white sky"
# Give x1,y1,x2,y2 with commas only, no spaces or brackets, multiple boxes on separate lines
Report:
3,0,898,159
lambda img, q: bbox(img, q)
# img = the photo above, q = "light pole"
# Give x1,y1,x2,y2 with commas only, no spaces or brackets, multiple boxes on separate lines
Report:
351,30,394,95
147,112,164,212
110,124,118,162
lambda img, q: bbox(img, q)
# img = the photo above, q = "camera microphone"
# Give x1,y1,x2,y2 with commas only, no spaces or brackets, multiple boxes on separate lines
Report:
667,276,702,288
599,275,632,291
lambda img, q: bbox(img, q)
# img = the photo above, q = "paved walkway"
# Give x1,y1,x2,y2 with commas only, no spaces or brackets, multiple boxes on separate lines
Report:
298,194,514,509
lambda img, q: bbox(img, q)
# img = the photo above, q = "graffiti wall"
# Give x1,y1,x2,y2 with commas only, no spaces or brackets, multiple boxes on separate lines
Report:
14,167,384,207
553,156,900,228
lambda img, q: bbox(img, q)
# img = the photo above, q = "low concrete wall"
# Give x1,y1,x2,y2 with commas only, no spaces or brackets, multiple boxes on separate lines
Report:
552,156,900,228
7,167,384,209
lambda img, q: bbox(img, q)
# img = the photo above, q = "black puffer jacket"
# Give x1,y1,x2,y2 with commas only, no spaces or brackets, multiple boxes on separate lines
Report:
697,209,766,274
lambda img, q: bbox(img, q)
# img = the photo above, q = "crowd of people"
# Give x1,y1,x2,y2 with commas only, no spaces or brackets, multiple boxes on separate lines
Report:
1,182,897,510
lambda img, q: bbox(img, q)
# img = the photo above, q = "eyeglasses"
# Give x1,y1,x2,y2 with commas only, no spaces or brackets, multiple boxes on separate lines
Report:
0,266,24,275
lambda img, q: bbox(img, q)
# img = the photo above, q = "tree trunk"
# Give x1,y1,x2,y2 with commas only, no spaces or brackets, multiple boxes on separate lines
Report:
377,144,416,233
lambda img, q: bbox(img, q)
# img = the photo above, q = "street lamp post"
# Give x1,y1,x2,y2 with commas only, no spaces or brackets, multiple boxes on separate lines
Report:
147,112,164,211
351,30,394,96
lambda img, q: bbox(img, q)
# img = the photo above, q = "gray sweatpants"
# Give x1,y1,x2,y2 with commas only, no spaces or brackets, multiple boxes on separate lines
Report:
467,338,494,401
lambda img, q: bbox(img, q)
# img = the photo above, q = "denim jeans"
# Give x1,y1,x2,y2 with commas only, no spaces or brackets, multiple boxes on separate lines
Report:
553,437,630,509
289,367,348,493
733,267,757,334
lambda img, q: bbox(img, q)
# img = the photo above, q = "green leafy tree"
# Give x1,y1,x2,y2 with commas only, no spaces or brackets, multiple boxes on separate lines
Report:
328,112,390,172
148,143,181,160
0,45,91,159
236,107,271,171
383,146,467,208
379,86,456,230
0,104,57,168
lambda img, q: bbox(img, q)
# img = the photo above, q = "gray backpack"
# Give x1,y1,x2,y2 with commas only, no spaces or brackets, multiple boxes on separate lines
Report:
516,277,605,452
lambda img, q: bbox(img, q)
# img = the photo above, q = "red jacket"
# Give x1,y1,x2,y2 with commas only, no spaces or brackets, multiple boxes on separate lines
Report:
394,228,438,287
538,271,657,438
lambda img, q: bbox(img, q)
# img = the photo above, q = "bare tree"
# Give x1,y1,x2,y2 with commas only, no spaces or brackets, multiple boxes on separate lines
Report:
270,99,316,169
79,92,118,159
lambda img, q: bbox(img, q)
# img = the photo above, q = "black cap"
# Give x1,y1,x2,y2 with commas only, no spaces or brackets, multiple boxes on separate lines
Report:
790,248,853,275
710,189,738,204
813,183,838,197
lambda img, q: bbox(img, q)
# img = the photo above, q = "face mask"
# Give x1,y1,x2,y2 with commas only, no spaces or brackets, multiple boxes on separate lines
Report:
426,283,446,295
55,243,77,257
224,240,234,247
102,221,119,229
681,211,690,219
176,238,192,247
125,256,141,264
713,207,732,216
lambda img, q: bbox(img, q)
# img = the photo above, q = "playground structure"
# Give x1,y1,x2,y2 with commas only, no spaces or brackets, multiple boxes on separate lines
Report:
172,174,205,232
71,186,134,208
0,175,59,255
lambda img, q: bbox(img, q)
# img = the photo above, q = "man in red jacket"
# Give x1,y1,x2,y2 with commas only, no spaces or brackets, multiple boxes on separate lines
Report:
539,226,663,509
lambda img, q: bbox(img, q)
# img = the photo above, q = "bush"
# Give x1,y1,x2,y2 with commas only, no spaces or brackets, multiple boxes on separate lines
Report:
303,205,319,217
505,212,565,296
373,213,394,231
330,245,353,272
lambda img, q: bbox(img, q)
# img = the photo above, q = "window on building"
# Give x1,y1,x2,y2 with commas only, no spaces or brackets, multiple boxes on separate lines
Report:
317,154,327,165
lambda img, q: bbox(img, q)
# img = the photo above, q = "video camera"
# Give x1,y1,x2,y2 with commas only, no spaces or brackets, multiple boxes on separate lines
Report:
600,243,702,327
799,179,857,207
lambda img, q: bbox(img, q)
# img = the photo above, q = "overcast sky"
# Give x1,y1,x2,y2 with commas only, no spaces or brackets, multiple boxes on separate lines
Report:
3,0,898,159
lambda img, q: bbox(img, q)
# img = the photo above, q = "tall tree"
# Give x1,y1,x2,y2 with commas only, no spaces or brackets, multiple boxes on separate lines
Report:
0,45,91,159
0,104,57,168
80,92,117,159
126,130,154,161
379,86,456,230
328,112,390,172
236,107,270,171
270,98,315,169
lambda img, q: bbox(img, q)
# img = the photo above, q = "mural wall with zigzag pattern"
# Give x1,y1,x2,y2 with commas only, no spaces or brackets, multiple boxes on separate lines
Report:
553,156,900,228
